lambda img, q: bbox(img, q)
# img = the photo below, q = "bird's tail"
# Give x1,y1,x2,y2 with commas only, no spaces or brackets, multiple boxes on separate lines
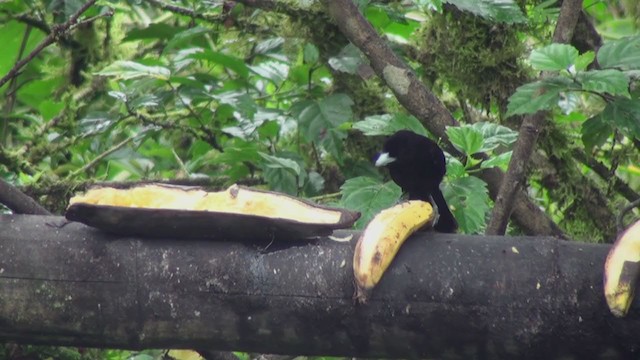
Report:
430,188,458,233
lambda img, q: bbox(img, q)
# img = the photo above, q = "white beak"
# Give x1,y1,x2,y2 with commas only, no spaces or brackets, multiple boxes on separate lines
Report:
375,152,396,167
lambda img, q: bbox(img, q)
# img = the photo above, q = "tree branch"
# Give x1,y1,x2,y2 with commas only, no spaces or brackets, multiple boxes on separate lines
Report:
572,149,640,203
0,179,50,215
485,0,583,235
0,215,637,358
143,0,222,21
0,0,101,90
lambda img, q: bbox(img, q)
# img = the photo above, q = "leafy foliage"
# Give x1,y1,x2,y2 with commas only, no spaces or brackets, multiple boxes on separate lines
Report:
507,37,640,150
339,176,402,229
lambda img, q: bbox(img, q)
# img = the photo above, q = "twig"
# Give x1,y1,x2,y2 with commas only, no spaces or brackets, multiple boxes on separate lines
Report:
0,0,100,89
572,149,639,202
309,192,341,202
2,24,32,144
166,81,224,152
617,198,640,233
485,0,583,236
144,0,221,21
68,134,140,178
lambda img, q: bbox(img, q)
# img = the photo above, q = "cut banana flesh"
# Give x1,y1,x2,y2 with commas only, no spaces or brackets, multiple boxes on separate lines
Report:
604,219,640,317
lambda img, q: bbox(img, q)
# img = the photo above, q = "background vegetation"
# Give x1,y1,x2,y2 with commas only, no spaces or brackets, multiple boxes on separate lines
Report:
0,0,639,359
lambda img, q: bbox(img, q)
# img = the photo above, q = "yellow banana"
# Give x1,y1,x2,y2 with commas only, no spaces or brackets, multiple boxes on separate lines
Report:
604,219,640,317
353,200,435,304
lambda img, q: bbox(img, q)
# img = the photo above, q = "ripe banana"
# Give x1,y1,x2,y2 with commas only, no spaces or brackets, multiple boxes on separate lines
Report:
353,200,435,304
604,219,640,317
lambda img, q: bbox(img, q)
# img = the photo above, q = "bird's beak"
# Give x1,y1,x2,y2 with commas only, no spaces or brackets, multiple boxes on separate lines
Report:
375,152,396,167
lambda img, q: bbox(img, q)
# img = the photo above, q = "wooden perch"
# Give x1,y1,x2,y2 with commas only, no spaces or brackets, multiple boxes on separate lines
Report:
0,215,638,359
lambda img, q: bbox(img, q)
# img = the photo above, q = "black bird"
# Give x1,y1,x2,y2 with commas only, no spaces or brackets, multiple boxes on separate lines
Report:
375,130,458,233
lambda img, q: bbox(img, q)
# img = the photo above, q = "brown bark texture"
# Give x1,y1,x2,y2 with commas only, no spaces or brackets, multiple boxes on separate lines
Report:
0,215,638,359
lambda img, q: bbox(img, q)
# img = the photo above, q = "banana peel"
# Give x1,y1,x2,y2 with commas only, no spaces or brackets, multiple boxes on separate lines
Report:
604,219,640,317
66,183,360,240
353,200,435,303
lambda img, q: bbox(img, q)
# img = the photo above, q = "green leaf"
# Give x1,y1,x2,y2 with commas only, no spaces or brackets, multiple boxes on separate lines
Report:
253,37,285,56
529,44,579,71
188,50,250,78
555,111,588,123
249,61,289,85
328,44,366,74
291,94,354,142
443,176,490,234
164,26,211,54
321,128,348,164
506,77,576,116
0,21,44,90
365,6,391,29
581,114,612,150
212,140,261,181
259,152,301,176
577,69,630,97
469,122,518,151
303,171,325,196
445,0,526,23
263,167,298,195
38,100,64,122
353,114,428,136
574,51,596,71
604,98,640,139
597,36,640,70
446,126,484,155
446,157,466,179
303,43,319,64
96,61,170,80
257,120,280,138
259,152,306,194
480,151,512,171
339,176,402,229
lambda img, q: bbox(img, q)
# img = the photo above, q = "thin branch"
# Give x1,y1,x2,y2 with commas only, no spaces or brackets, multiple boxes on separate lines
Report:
0,0,101,89
166,81,224,152
68,134,140,178
617,198,640,233
485,0,583,236
572,149,639,202
2,24,32,145
143,0,222,22
309,192,340,202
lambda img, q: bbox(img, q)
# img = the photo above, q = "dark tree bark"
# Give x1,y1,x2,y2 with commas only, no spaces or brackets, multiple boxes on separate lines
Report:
0,215,638,359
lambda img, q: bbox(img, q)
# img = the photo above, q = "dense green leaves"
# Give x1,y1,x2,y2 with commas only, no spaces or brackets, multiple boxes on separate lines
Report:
446,122,516,169
291,94,353,162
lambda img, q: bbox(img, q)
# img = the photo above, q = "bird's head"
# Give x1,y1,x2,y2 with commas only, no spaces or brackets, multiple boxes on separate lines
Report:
374,130,418,167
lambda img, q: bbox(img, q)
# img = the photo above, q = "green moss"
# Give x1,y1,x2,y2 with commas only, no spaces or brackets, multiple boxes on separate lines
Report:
415,9,530,113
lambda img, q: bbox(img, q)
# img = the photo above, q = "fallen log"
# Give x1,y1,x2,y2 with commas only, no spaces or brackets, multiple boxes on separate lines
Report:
0,215,637,359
